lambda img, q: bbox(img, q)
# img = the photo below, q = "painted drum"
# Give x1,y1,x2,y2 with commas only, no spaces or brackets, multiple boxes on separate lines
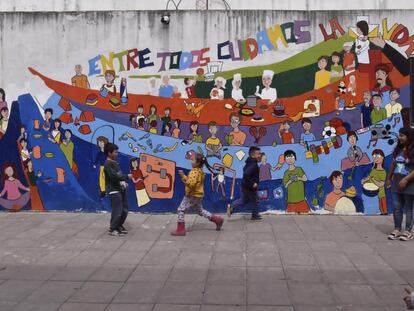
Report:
335,196,356,214
362,182,380,197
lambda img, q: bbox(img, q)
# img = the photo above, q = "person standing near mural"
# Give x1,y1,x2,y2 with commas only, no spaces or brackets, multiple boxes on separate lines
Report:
386,128,414,241
363,149,387,215
0,163,30,211
314,56,331,90
0,88,7,110
299,118,316,148
324,171,345,212
385,88,403,118
278,121,294,144
360,91,373,128
330,52,344,83
102,70,117,95
104,143,132,236
255,70,277,103
283,150,310,214
210,77,226,100
231,74,245,103
342,42,356,76
184,78,197,98
94,136,109,198
228,113,246,146
354,20,371,72
171,153,224,236
227,146,262,220
370,94,387,124
71,65,90,89
130,158,150,208
159,75,174,98
0,107,9,139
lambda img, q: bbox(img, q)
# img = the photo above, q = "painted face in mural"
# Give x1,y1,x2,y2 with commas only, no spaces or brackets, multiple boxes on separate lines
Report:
285,154,296,165
75,65,82,75
131,159,139,169
375,69,388,87
137,106,144,114
162,75,170,85
191,123,198,133
1,108,9,119
98,139,106,149
65,130,72,140
261,154,267,164
390,89,400,101
230,115,241,129
348,134,357,146
233,80,241,89
165,108,171,116
282,121,290,131
105,72,115,85
372,95,382,107
54,120,61,129
331,55,340,64
332,174,343,190
262,76,272,88
45,110,52,120
150,105,156,115
363,91,371,103
27,160,33,171
372,152,384,165
4,166,14,178
318,58,328,70
302,121,311,132
209,124,218,135
150,79,156,88
20,139,27,149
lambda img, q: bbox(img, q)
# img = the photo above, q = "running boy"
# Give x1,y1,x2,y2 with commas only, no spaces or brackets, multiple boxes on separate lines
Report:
171,153,224,236
227,146,262,220
104,143,132,236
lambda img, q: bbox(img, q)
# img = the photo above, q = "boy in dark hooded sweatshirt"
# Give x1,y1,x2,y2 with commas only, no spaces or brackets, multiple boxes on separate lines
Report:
227,146,262,220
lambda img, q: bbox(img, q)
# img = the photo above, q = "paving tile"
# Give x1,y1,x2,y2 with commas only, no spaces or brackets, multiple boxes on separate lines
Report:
13,302,61,311
330,284,382,306
202,305,246,311
25,281,82,302
211,251,246,267
280,251,316,266
284,266,323,283
0,280,43,302
50,266,98,281
106,304,154,311
247,280,290,305
207,266,245,285
68,281,123,303
247,307,293,311
203,284,245,305
153,304,200,311
113,281,164,303
168,267,209,283
247,267,285,284
57,302,108,311
158,281,205,304
128,265,172,282
88,265,135,282
288,282,335,305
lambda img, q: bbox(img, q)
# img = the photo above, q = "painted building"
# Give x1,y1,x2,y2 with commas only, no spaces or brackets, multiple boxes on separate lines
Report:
0,5,413,215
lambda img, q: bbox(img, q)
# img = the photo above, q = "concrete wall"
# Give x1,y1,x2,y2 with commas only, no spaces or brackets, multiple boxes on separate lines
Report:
1,9,414,104
1,0,414,12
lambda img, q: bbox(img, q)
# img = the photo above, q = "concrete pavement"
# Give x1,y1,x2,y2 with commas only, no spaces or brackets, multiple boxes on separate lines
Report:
0,212,412,310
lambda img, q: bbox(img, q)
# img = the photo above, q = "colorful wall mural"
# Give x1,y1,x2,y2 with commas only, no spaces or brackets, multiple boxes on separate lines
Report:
0,12,413,215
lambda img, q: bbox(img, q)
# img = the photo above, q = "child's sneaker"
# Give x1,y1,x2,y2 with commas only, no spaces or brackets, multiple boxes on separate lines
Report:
387,229,401,240
399,231,413,241
108,229,126,236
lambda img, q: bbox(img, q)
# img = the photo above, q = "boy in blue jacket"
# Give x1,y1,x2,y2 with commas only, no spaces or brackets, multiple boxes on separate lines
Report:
227,146,262,220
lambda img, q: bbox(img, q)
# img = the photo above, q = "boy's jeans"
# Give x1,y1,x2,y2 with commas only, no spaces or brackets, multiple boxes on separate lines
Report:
109,191,129,231
231,190,259,217
392,192,414,231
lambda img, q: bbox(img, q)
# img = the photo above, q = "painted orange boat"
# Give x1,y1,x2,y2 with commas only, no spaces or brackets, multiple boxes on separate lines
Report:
29,65,408,127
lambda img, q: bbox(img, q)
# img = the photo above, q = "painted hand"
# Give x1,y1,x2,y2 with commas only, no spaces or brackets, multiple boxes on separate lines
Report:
370,36,386,48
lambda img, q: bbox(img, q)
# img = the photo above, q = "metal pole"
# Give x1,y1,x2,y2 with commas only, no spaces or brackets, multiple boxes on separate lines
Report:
410,56,414,127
